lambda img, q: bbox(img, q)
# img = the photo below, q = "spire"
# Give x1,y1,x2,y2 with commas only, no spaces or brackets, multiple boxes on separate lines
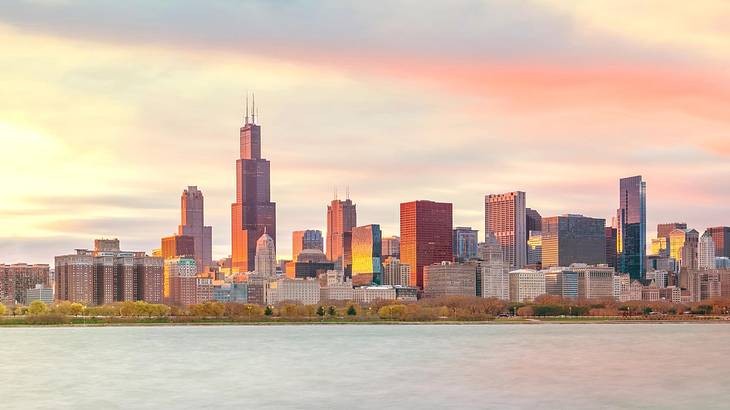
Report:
252,92,256,124
346,185,350,200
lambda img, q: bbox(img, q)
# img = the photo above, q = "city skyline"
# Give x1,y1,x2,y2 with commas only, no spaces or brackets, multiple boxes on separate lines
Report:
2,1,730,264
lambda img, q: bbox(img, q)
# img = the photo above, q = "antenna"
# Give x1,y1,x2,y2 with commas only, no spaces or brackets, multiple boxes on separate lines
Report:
245,94,249,125
346,185,350,200
334,186,338,200
252,93,256,124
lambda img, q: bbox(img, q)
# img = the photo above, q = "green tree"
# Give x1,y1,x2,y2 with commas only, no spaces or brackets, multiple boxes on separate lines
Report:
347,305,357,316
327,306,337,316
264,305,273,316
27,300,49,315
316,306,326,317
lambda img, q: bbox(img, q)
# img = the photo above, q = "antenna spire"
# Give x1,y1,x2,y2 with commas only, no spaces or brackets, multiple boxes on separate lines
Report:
334,186,338,200
244,94,250,125
252,93,256,124
346,185,350,200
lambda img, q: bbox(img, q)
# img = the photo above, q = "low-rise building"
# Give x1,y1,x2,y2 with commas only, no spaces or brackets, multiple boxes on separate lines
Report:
268,278,320,305
509,269,546,302
26,284,54,305
353,286,397,304
394,286,418,302
423,261,477,298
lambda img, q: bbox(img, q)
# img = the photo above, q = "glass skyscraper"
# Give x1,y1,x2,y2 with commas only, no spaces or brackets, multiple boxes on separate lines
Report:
351,224,382,286
617,176,646,280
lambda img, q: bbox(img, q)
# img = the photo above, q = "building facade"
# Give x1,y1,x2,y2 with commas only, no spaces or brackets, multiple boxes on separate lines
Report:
453,227,479,262
706,227,730,258
509,269,546,302
382,257,411,287
541,215,606,268
485,191,526,269
698,231,716,270
617,175,646,279
254,233,276,277
400,200,453,289
292,230,324,261
178,186,213,272
423,262,477,298
544,268,579,299
480,233,509,300
351,224,383,286
381,236,400,258
0,263,50,305
326,198,357,271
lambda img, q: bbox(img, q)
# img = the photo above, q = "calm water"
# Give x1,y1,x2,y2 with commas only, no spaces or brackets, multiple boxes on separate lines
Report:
2,323,729,409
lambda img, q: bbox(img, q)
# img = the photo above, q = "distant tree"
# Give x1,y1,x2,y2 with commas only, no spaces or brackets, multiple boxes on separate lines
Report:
27,300,49,315
264,305,273,316
69,303,85,316
316,306,325,317
0,303,6,315
327,306,337,316
347,305,357,316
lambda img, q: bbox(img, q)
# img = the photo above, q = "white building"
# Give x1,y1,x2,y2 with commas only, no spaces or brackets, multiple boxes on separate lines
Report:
26,284,54,305
613,273,630,301
353,286,397,304
698,231,716,270
508,269,545,302
255,233,276,277
645,270,668,288
267,278,320,305
481,233,509,300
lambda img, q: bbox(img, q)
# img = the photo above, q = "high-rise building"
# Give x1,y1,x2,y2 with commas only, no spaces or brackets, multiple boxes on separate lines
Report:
698,231,716,270
178,186,212,272
526,208,542,237
509,269,546,302
55,240,162,305
526,231,542,266
0,263,50,305
381,236,400,258
423,261,477,298
541,215,606,268
292,230,324,261
604,227,618,268
160,234,195,260
254,232,276,277
658,223,688,241
707,227,730,258
453,227,479,262
382,257,411,286
231,102,276,272
400,200,453,289
670,228,699,271
326,198,357,270
165,257,197,306
617,176,646,279
351,224,383,286
480,233,509,300
485,191,526,269
285,250,335,280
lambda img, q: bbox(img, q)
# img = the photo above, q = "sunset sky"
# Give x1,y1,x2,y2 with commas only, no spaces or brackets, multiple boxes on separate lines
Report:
1,1,729,264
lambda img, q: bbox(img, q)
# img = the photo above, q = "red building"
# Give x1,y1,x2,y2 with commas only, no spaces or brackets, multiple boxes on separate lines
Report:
161,235,195,260
0,264,50,305
707,227,730,258
400,200,453,289
231,100,276,271
326,198,357,267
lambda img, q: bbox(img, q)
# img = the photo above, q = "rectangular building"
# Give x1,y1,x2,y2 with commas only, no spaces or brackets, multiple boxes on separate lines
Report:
0,263,50,305
509,269,546,302
453,227,479,262
351,224,383,286
485,191,526,269
400,200,453,289
423,262,477,298
541,215,606,268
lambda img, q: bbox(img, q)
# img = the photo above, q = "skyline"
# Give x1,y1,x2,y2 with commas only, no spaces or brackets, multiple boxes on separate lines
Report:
2,1,730,264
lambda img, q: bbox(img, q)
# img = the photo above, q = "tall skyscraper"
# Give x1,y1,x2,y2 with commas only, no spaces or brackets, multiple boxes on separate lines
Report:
292,230,324,261
351,224,383,286
400,200,453,289
605,227,618,268
617,176,646,279
231,100,276,272
698,231,716,270
707,227,730,258
541,215,606,268
480,233,509,300
670,228,699,272
453,227,479,262
381,236,400,258
179,186,212,272
254,232,276,277
485,191,526,269
525,208,542,237
326,197,357,269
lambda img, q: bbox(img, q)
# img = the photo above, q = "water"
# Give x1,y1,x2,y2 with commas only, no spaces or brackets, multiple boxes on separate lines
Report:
1,323,729,409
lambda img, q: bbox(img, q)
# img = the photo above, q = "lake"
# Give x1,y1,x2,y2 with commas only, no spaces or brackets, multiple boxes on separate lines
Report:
1,324,729,409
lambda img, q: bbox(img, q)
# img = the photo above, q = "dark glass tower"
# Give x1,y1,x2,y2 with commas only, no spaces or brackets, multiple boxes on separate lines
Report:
231,100,276,271
617,176,646,280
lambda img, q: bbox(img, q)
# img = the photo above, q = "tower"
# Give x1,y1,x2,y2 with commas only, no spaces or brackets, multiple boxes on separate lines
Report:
254,232,276,277
231,95,276,271
484,191,526,269
326,197,357,271
617,176,646,279
400,200,453,289
178,186,212,272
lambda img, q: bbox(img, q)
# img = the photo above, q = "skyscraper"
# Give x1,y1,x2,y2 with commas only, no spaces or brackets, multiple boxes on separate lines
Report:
292,230,324,261
381,236,400,258
526,208,542,237
617,176,646,279
326,198,357,269
453,227,479,262
541,215,606,268
485,191,526,269
351,224,383,286
707,227,730,258
605,227,618,268
179,186,212,272
254,232,276,277
480,233,509,300
400,200,453,289
231,100,276,272
698,231,716,270
670,228,699,272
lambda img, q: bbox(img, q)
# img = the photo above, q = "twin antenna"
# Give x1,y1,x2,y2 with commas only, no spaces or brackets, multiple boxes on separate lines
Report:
243,92,259,125
333,186,351,200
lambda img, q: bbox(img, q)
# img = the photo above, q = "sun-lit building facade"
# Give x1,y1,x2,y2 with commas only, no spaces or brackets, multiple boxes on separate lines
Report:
351,224,383,286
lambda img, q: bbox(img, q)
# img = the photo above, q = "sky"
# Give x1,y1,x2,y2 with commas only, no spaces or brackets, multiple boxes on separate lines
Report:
1,0,729,264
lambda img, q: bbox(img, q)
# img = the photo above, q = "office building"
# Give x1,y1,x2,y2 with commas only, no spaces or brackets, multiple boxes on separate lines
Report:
160,234,195,260
267,278,320,305
527,231,542,267
670,228,699,271
698,231,716,270
353,286,397,304
605,227,617,268
645,270,669,288
351,224,383,286
326,198,357,270
292,230,324,261
541,215,606,268
423,261,477,298
526,208,542,237
400,200,453,289
26,284,54,305
381,236,400,258
485,191,526,269
570,264,615,299
382,257,411,287
231,103,277,271
178,186,213,272
616,176,646,279
0,263,50,305
480,233,509,300
254,232,276,277
285,249,335,280
453,227,479,262
544,268,578,299
707,227,730,258
165,257,197,306
509,269,546,302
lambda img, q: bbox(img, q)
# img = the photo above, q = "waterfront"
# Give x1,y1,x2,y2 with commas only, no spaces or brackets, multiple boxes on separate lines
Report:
2,324,730,409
